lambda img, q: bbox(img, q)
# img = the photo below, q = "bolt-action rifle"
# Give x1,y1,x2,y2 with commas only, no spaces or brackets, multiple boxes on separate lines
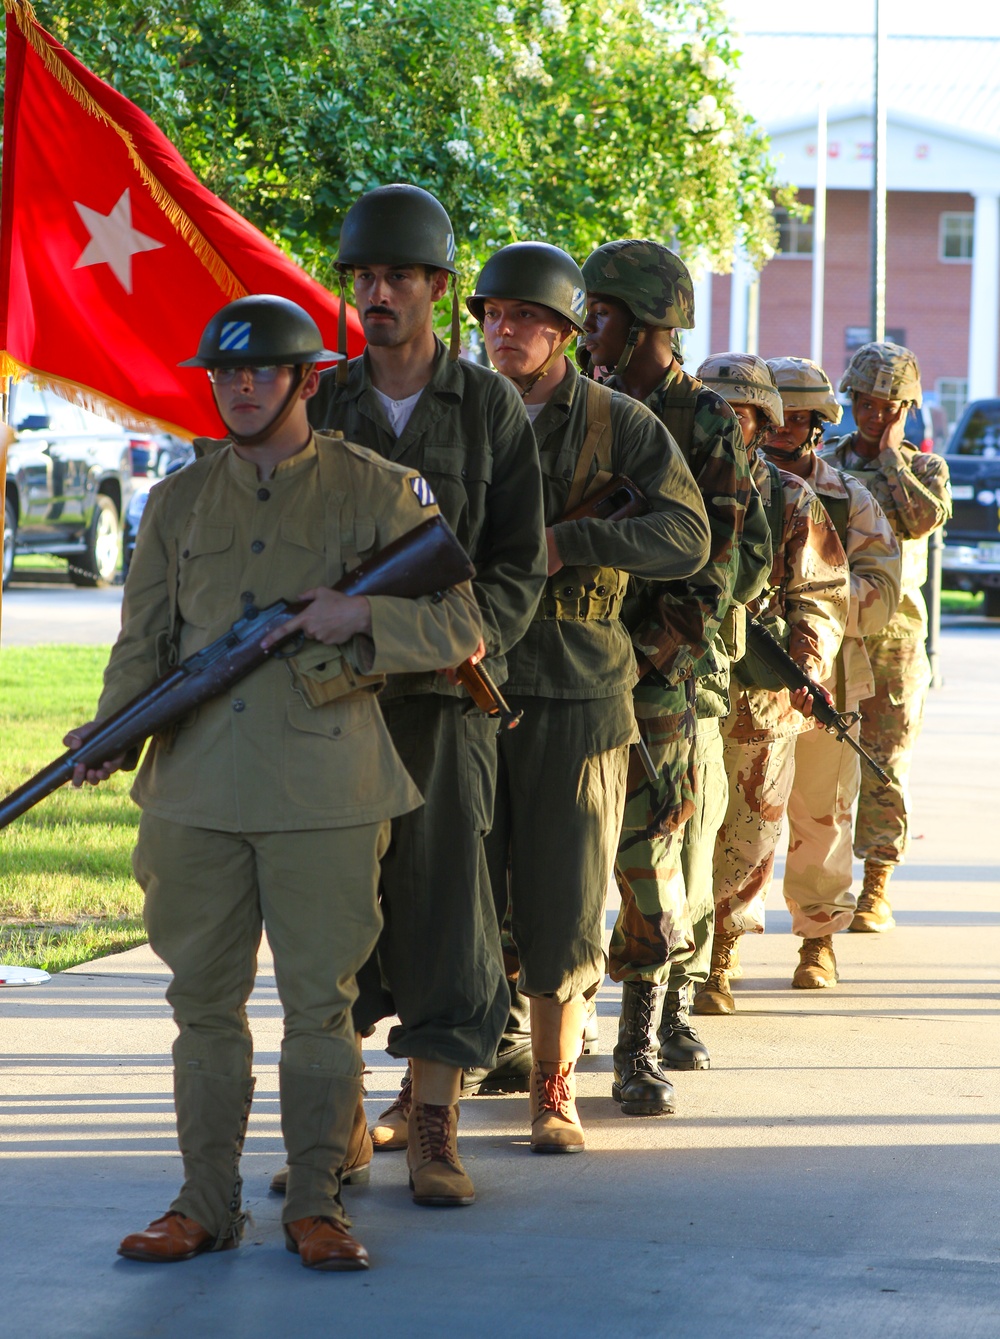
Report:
745,618,891,787
0,515,476,831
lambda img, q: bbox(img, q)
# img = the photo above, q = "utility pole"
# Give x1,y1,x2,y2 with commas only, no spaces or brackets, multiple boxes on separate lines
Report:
811,87,828,365
869,0,887,341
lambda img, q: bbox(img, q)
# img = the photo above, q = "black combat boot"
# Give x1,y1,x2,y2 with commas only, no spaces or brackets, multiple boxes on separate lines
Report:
463,981,533,1096
612,982,675,1116
658,985,711,1070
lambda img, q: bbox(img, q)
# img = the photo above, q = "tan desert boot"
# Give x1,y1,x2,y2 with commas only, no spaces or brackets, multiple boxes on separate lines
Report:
791,935,839,989
530,1062,585,1153
407,1101,475,1206
850,862,895,933
691,930,741,1015
370,1070,412,1152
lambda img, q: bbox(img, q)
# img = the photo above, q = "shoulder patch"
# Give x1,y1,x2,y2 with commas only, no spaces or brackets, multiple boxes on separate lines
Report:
409,475,437,508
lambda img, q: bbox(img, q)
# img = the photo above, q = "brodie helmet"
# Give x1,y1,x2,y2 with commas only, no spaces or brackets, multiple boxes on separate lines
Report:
840,341,922,407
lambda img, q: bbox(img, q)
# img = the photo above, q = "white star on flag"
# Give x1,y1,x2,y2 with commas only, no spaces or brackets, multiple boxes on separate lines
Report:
73,188,164,294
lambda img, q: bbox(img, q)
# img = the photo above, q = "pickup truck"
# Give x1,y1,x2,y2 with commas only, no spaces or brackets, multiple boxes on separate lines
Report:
939,398,1000,617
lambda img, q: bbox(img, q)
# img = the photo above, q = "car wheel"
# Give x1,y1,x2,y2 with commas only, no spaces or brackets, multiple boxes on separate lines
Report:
2,498,15,589
70,494,120,587
983,587,1000,619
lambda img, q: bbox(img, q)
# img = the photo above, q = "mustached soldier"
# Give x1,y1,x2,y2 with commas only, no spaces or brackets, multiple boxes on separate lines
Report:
306,185,547,1206
692,354,849,1014
71,296,482,1270
820,343,951,932
467,241,709,1147
763,357,901,986
579,240,771,1105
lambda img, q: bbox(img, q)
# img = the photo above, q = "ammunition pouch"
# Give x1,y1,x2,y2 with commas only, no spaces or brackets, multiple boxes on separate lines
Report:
286,641,385,708
732,613,791,691
718,603,746,661
535,566,629,622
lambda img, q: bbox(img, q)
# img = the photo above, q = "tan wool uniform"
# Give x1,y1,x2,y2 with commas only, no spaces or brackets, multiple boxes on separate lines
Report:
101,432,482,1241
713,458,850,936
783,454,901,935
819,435,951,865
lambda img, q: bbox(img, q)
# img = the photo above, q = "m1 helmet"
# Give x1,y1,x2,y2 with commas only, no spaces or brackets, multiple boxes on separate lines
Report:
696,352,784,428
467,243,588,332
840,341,922,407
337,184,458,274
767,356,842,425
179,295,339,369
581,239,695,330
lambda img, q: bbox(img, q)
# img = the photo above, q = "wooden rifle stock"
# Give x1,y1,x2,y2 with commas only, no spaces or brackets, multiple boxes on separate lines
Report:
745,619,891,788
0,515,475,831
561,474,650,525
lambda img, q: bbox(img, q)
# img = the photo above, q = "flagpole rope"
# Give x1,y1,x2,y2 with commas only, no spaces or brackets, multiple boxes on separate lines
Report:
4,0,245,300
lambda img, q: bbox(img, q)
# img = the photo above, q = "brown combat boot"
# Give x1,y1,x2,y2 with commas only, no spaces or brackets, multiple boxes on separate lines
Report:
791,935,839,989
530,1062,585,1152
407,1101,475,1206
850,861,895,933
370,1069,412,1152
691,931,741,1015
270,1088,373,1194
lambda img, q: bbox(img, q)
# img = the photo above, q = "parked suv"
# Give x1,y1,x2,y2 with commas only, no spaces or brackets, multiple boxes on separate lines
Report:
2,379,151,588
939,398,1000,617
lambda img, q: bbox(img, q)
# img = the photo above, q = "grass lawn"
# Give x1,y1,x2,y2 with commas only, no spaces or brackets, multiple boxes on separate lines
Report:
940,589,985,614
0,645,145,972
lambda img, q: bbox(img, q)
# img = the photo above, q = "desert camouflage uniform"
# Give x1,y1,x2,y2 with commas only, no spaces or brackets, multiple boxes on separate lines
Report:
820,435,951,864
784,454,901,934
606,365,771,983
713,456,850,935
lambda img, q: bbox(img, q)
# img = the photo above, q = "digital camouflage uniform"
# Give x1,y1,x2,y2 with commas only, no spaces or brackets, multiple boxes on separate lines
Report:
308,339,547,1069
714,454,850,935
103,431,482,1241
819,433,951,866
784,453,901,934
486,360,710,1001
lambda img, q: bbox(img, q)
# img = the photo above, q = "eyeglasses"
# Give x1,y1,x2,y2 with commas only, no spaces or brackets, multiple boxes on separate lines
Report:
208,365,291,386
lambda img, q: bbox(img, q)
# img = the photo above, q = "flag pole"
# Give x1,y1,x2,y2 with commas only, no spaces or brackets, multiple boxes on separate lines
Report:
0,387,12,646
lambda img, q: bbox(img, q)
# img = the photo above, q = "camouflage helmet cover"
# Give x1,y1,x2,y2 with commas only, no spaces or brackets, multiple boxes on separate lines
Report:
696,352,784,428
338,183,458,274
179,294,340,369
467,242,588,332
767,356,842,425
840,341,922,407
581,239,695,330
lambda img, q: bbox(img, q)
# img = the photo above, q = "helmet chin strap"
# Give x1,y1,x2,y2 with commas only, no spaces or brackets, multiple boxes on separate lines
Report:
219,365,309,447
611,319,643,377
762,423,824,463
514,332,577,399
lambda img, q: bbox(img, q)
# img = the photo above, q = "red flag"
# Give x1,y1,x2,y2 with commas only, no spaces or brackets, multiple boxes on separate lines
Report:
0,0,365,437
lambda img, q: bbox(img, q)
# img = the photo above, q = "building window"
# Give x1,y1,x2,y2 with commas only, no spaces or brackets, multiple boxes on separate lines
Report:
774,207,813,258
937,377,969,434
845,326,906,352
940,213,974,262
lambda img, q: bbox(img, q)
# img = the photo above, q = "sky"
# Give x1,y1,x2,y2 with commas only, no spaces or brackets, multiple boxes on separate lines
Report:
722,0,1000,40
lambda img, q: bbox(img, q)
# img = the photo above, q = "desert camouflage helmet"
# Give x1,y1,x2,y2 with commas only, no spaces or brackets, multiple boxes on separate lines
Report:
840,341,922,407
696,352,784,428
581,239,695,330
337,183,458,274
467,242,588,332
767,356,842,425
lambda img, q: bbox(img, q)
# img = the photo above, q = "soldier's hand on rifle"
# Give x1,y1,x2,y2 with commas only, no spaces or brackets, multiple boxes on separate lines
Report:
545,527,564,576
63,721,128,787
439,637,486,685
790,684,834,719
261,588,372,649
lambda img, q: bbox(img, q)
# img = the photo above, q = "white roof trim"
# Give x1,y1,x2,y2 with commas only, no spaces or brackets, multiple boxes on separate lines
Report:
764,105,1000,154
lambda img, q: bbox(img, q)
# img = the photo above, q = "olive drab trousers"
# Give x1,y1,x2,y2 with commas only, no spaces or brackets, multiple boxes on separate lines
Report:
134,813,389,1237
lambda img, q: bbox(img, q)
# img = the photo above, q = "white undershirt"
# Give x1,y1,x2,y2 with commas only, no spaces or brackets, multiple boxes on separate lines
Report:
524,401,547,423
374,387,423,437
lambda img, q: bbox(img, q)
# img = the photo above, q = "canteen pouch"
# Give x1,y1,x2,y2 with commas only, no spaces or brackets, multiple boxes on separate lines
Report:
286,641,384,707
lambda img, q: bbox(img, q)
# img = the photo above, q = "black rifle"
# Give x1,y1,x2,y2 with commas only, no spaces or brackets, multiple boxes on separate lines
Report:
0,515,475,830
745,618,890,788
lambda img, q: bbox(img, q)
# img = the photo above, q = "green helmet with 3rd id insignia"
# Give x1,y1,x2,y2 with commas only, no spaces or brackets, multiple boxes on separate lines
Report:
467,242,588,332
840,341,922,407
696,352,784,428
337,183,458,274
767,357,842,425
581,240,695,330
179,295,339,369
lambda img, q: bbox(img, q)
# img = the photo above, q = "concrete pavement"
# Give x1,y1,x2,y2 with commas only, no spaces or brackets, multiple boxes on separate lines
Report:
1,580,123,646
2,618,999,1338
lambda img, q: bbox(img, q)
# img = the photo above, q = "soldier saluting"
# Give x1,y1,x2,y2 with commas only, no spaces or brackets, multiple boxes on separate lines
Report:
66,296,483,1271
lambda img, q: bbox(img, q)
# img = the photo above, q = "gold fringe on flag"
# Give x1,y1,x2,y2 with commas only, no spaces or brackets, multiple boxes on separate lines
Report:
4,0,244,301
0,352,196,440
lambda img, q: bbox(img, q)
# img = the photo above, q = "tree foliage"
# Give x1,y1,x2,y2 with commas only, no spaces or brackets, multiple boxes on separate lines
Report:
12,0,786,290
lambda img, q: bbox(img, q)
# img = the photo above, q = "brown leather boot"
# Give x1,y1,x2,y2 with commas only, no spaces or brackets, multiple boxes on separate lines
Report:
407,1101,475,1206
284,1216,369,1271
530,1062,585,1152
792,935,839,989
692,931,741,1015
118,1211,237,1262
850,861,895,933
370,1069,411,1152
270,1088,373,1193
